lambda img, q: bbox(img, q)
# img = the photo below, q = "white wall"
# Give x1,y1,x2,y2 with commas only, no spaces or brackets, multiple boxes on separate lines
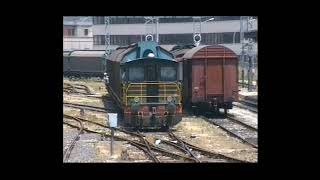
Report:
63,25,93,50
219,43,257,55
63,37,93,50
75,26,93,37
93,20,242,35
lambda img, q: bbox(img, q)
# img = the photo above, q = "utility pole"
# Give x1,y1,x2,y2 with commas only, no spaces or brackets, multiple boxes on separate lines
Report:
240,16,248,91
248,55,252,91
156,17,159,43
104,16,111,73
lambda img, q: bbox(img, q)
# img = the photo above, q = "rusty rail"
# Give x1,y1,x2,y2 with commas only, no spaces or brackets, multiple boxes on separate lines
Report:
137,131,160,163
63,116,84,162
168,131,200,162
173,136,249,163
63,102,114,113
201,116,258,148
63,114,249,163
63,121,196,162
63,83,92,94
63,114,143,138
226,115,257,131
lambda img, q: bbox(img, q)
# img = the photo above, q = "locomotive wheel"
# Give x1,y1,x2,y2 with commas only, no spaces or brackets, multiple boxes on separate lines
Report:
162,125,169,131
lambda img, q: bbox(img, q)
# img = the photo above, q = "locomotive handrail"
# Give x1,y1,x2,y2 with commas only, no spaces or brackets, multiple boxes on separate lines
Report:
125,82,181,106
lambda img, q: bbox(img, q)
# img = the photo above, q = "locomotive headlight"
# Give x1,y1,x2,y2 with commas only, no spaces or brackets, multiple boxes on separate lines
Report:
167,96,173,102
147,53,155,58
131,97,140,113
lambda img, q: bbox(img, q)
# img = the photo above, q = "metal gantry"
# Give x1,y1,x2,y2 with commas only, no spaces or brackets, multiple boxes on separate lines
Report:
240,16,257,91
104,16,111,73
193,17,202,46
144,17,159,43
104,16,111,56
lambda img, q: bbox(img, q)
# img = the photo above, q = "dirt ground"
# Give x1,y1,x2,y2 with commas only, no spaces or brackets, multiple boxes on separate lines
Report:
63,78,257,163
173,117,257,162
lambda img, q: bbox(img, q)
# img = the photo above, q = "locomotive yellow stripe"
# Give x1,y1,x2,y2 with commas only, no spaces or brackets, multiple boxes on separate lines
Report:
124,82,181,106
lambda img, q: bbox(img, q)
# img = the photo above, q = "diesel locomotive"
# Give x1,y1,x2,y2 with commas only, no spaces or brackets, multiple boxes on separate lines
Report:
105,41,182,130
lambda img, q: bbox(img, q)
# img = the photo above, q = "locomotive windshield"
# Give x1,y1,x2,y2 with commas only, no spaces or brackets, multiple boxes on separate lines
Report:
128,67,144,81
160,66,176,81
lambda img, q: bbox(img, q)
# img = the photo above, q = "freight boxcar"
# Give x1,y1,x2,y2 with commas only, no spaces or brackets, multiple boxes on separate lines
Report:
63,50,106,77
172,45,238,114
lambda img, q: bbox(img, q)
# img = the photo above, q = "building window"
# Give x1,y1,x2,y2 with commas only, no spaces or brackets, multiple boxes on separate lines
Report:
100,36,105,45
63,29,68,36
159,34,193,45
93,16,105,24
84,29,88,36
222,32,234,44
93,35,106,45
67,28,75,36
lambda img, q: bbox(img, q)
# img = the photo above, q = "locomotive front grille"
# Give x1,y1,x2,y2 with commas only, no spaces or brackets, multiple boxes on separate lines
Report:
124,82,181,105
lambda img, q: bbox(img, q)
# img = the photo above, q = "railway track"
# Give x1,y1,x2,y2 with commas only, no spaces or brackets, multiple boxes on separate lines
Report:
235,93,258,111
233,102,257,113
168,131,200,162
63,83,92,95
240,99,257,107
63,114,248,163
63,116,84,162
63,119,196,162
136,131,160,162
63,102,118,113
202,115,258,148
63,82,253,162
226,115,257,131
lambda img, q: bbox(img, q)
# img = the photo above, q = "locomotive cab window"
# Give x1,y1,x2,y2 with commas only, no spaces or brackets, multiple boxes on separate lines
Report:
128,66,144,81
160,66,176,81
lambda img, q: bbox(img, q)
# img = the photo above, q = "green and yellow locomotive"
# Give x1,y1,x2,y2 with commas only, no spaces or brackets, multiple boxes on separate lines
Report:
105,41,182,130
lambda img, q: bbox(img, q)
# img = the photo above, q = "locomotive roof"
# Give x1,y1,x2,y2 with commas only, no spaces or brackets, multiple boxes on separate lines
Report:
171,48,191,58
107,41,175,64
108,46,136,62
159,44,177,51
